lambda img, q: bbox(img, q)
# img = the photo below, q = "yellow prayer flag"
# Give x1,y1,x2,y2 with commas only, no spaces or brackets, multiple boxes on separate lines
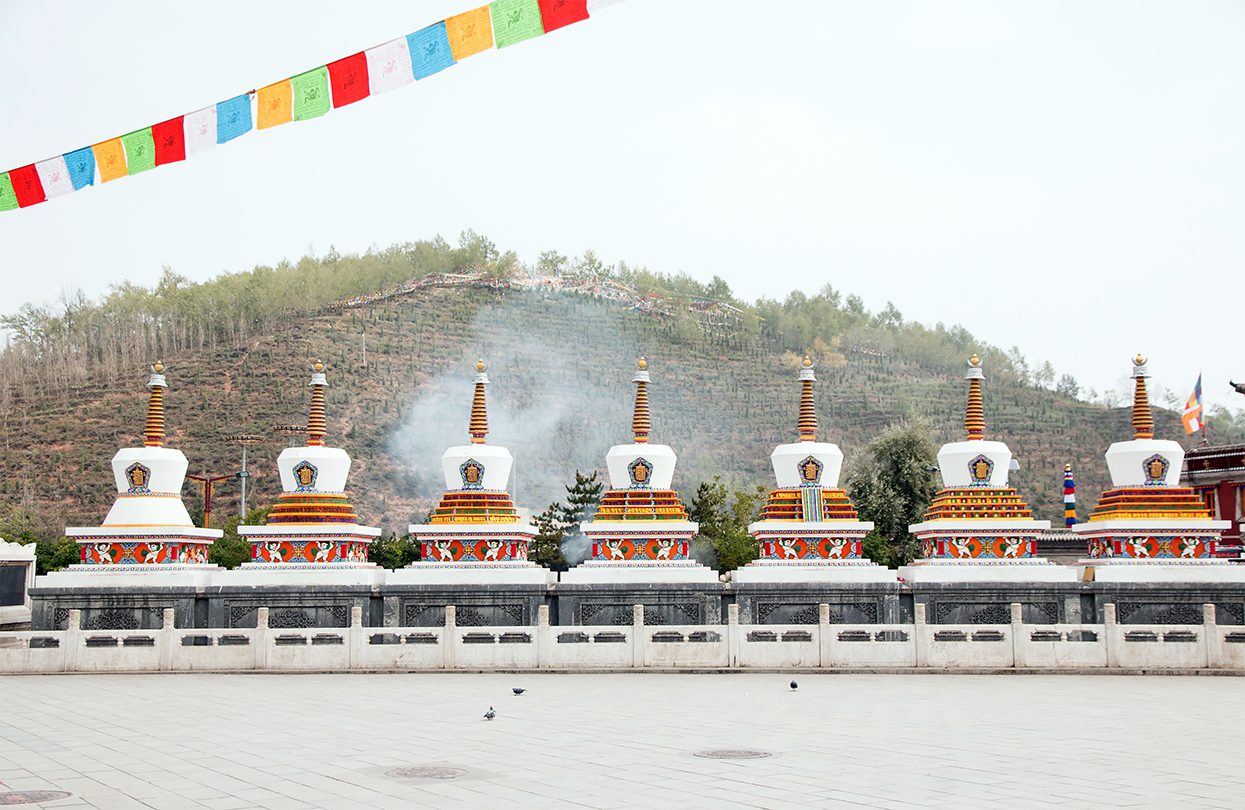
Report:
445,6,494,61
92,138,128,183
257,80,293,130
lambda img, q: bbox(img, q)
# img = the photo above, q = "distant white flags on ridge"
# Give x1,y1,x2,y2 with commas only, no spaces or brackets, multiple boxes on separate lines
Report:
35,156,75,199
366,38,415,94
184,106,217,157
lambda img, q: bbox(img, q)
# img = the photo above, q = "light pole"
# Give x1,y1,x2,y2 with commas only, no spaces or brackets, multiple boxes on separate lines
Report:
186,473,232,529
275,424,304,448
227,434,261,518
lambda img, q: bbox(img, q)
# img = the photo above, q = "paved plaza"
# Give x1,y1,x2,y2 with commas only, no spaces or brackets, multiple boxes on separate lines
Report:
0,673,1241,809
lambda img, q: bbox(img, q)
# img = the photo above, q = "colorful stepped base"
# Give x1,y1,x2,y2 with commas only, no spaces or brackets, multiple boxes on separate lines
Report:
922,488,1035,521
267,492,359,524
592,490,689,521
429,490,521,525
1088,487,1212,521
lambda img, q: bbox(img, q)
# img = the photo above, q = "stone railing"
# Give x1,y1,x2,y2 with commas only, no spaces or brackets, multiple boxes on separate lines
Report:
1,603,1241,674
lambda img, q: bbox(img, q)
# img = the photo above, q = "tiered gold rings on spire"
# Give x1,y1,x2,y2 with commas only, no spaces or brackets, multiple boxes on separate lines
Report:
306,360,327,447
632,356,651,444
143,361,167,447
797,355,818,442
469,359,489,445
1131,353,1153,440
964,354,985,441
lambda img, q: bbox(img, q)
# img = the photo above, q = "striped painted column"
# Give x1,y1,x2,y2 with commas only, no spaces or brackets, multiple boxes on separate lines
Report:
1063,464,1077,526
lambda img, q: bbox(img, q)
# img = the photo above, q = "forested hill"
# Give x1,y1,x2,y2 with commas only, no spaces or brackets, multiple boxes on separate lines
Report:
0,232,1235,540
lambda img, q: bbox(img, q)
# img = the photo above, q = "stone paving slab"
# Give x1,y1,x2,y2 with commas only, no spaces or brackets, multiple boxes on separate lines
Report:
0,673,1241,808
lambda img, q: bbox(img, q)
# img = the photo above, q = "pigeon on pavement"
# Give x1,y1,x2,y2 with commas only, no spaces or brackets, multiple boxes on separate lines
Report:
513,687,526,695
484,707,496,720
790,680,798,690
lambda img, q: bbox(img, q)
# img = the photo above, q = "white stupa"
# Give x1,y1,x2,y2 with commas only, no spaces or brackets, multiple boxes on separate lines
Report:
734,356,892,583
899,355,1072,583
234,362,380,571
562,357,717,583
393,359,548,584
1073,355,1240,582
62,362,221,572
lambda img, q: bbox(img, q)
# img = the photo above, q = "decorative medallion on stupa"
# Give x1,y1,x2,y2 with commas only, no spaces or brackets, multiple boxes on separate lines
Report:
237,362,380,568
562,358,717,583
400,360,546,581
900,355,1071,582
63,362,222,570
1072,355,1239,582
734,356,892,583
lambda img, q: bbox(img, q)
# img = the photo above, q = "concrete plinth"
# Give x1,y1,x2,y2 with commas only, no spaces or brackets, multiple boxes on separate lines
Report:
388,563,553,586
1079,560,1245,583
898,559,1079,583
732,561,896,584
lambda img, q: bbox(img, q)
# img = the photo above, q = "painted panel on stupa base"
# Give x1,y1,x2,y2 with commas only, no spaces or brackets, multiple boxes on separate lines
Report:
420,538,529,562
592,538,690,561
250,538,370,564
919,536,1036,560
1086,535,1216,560
78,539,212,566
758,537,861,560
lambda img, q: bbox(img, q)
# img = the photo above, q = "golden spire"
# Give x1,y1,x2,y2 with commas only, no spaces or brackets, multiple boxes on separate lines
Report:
469,359,489,444
1131,353,1153,440
797,355,817,442
306,360,327,447
632,356,651,444
964,354,985,441
143,361,167,447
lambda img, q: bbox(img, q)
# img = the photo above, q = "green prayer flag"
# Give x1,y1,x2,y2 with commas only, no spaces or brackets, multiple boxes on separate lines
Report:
0,173,17,211
121,127,157,175
491,0,544,48
292,67,331,121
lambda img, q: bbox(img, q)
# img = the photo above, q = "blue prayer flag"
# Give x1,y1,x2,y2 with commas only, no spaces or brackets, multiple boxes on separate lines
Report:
63,147,96,190
407,22,456,80
216,94,253,144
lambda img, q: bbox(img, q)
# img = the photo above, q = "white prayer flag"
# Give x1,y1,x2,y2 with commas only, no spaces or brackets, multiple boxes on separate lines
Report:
366,37,414,95
35,156,75,199
184,106,217,157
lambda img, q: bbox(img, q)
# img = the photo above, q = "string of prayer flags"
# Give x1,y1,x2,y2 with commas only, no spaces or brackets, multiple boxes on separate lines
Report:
216,94,253,143
184,106,217,157
8,165,45,207
35,156,75,199
407,23,456,80
152,117,186,165
328,52,370,107
445,7,495,61
492,0,545,48
120,128,157,176
92,138,128,182
63,148,96,189
538,0,590,32
365,38,414,94
0,0,625,211
291,67,331,120
257,80,293,129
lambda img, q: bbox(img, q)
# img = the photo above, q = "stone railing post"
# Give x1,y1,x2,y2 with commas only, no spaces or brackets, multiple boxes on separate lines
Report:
349,606,364,671
254,607,269,671
442,605,457,670
537,605,551,669
158,608,176,672
1009,603,1024,670
631,604,645,669
64,609,81,673
726,604,740,668
1103,603,1118,669
818,603,831,668
1203,603,1220,669
914,603,928,668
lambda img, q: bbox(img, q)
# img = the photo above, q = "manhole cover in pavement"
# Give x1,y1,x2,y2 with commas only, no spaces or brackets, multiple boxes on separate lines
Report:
694,749,771,760
385,766,468,780
0,791,73,805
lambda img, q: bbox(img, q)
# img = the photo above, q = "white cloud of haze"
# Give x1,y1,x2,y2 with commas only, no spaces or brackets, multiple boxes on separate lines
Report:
1,1,1243,407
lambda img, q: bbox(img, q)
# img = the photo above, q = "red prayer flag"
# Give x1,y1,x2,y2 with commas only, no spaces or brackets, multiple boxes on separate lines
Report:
152,116,186,165
328,52,370,108
9,164,46,208
538,0,589,32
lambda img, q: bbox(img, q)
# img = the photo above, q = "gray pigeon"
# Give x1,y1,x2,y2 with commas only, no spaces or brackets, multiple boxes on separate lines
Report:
512,687,526,695
483,707,496,720
790,680,798,690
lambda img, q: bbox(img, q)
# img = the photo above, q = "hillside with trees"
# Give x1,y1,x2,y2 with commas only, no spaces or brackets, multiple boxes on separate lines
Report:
1,232,1238,569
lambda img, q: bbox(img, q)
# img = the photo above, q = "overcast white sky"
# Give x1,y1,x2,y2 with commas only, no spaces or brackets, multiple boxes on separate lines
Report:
1,1,1243,410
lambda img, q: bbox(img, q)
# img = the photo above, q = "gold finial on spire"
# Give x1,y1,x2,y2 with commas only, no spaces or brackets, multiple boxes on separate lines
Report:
964,354,985,441
1131,353,1153,440
469,359,489,444
797,355,817,442
143,361,167,447
632,356,651,444
306,360,327,447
